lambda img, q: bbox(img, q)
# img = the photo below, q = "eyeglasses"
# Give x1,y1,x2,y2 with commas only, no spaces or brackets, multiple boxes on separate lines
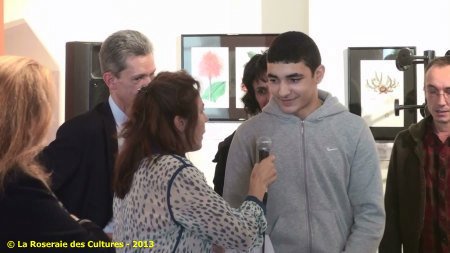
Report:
425,87,450,101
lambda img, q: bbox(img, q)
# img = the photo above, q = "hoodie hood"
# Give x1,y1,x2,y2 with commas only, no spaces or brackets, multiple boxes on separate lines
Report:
262,89,348,122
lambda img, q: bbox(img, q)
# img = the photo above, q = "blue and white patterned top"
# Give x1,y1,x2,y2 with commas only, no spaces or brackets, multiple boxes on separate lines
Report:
113,154,266,253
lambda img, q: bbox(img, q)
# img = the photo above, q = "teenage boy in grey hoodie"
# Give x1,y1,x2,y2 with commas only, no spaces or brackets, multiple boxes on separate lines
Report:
223,31,385,253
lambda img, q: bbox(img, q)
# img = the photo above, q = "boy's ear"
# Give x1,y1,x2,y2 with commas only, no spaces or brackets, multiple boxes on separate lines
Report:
314,65,325,84
174,116,187,132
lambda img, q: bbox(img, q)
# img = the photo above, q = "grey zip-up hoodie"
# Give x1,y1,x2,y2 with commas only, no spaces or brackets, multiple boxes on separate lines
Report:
223,90,385,253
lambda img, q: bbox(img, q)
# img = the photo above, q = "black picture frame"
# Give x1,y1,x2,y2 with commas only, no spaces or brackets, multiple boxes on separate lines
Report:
348,47,417,140
181,34,278,121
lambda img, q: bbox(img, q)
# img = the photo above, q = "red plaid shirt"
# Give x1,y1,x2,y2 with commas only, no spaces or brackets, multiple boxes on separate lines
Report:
421,123,450,253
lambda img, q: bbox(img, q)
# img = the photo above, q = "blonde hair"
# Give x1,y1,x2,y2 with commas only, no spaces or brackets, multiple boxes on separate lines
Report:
0,56,55,191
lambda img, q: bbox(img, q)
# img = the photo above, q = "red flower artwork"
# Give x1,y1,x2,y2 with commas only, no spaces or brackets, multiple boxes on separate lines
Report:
199,51,222,80
198,51,226,102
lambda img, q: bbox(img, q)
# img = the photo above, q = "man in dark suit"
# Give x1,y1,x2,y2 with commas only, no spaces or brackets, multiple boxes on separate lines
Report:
40,30,156,234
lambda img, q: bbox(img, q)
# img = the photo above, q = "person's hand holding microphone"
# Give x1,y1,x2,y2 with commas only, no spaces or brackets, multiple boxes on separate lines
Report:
248,137,277,202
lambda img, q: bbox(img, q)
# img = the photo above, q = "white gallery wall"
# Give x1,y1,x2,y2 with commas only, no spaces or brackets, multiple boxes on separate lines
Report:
5,0,450,186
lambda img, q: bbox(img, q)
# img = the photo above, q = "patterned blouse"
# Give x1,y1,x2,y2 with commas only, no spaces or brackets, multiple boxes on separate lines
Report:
113,154,266,253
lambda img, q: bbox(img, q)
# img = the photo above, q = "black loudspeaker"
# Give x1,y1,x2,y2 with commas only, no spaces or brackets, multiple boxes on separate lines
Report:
65,42,109,121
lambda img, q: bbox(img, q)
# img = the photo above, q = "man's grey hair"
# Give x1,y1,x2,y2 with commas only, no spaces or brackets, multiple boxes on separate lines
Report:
99,30,153,76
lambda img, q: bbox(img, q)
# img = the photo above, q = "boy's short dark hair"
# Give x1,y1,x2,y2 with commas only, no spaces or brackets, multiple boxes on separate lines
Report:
267,31,321,72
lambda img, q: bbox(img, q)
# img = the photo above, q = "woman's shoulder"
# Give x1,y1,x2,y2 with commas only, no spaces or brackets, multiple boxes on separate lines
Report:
137,154,195,178
153,154,193,167
2,168,49,196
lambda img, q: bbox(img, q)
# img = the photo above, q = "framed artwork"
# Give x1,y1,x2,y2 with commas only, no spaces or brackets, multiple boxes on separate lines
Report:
181,34,278,121
348,47,417,140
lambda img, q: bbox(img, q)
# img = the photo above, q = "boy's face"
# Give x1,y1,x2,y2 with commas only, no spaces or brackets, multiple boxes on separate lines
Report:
267,62,324,119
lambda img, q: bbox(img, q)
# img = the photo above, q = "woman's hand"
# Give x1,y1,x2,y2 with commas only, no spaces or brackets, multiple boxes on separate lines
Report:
247,155,277,201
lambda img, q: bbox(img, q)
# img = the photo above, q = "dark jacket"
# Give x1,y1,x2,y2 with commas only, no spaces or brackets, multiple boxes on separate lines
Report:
0,168,113,253
40,102,117,228
379,116,431,253
212,131,235,196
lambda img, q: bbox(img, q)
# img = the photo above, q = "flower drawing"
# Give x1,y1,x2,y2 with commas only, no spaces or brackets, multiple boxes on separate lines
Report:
198,51,226,102
366,72,399,94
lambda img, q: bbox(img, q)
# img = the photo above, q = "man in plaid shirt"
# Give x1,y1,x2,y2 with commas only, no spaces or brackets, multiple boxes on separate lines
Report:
380,56,450,253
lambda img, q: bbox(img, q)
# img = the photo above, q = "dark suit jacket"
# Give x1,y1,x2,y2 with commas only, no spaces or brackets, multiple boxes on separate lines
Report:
40,102,117,228
0,168,113,253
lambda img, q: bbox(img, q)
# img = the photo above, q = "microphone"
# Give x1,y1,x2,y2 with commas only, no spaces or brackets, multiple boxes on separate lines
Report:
256,137,272,253
256,136,272,205
256,136,272,162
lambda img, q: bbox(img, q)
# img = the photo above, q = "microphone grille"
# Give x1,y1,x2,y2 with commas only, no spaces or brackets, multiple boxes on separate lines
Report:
256,136,272,148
